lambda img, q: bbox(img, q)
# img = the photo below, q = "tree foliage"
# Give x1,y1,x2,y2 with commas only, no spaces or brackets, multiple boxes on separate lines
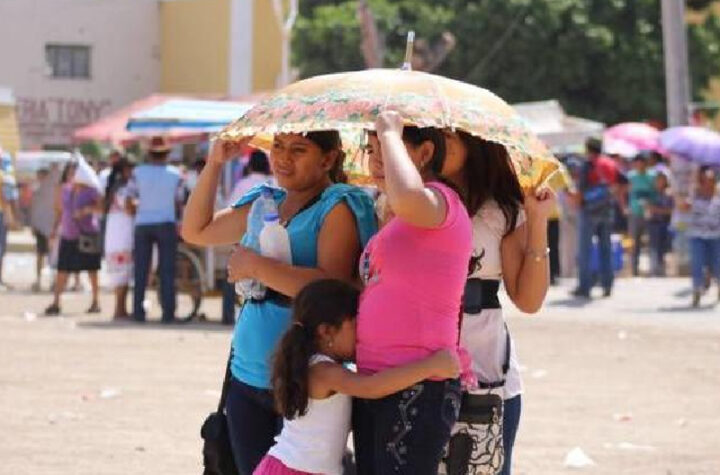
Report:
292,0,720,124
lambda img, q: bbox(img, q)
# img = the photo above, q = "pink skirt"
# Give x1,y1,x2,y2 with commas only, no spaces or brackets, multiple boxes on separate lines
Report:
253,455,318,475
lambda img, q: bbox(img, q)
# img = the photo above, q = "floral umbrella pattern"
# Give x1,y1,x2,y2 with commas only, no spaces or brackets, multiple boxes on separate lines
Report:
220,69,558,188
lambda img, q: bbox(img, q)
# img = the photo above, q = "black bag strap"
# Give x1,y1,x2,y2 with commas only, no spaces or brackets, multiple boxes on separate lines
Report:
500,322,511,376
477,323,512,390
280,190,324,227
457,297,512,389
217,349,233,413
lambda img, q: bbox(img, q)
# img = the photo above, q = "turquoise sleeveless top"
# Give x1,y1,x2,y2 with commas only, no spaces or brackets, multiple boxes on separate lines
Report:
230,183,377,388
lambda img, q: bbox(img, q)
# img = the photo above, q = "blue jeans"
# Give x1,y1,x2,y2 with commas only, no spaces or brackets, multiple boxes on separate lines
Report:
577,212,614,294
629,214,647,276
689,237,720,291
133,223,177,321
648,221,671,276
225,378,281,475
353,379,461,475
500,395,522,475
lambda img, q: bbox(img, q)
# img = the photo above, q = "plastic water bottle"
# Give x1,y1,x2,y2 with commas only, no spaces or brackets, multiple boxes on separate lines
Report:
235,190,276,298
259,212,293,267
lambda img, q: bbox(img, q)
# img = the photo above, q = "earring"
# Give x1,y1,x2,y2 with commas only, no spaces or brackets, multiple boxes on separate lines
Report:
326,340,333,349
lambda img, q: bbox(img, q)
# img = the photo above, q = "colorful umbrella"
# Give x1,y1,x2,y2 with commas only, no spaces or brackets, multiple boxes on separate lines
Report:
537,162,575,193
659,126,720,166
603,122,661,157
219,68,557,189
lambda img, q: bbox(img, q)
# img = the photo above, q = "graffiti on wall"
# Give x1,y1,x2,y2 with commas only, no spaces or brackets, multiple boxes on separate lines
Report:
16,96,112,146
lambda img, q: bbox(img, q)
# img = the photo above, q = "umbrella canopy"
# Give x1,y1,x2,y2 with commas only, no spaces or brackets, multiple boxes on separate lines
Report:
220,68,557,189
659,126,720,166
603,122,660,157
126,99,255,133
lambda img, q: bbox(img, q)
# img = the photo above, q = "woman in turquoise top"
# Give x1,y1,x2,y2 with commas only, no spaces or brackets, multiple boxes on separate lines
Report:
182,132,377,475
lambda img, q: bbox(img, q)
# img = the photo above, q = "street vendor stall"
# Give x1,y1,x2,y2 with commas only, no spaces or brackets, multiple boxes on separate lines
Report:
126,99,254,134
122,98,261,316
513,99,605,153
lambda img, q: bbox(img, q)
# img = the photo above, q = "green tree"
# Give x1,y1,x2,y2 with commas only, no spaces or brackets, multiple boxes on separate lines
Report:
292,0,720,124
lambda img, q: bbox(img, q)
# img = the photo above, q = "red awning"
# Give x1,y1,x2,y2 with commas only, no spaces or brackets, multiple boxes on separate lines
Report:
72,94,206,146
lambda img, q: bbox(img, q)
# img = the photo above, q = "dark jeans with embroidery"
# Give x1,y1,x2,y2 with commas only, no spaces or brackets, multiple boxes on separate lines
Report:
353,379,461,475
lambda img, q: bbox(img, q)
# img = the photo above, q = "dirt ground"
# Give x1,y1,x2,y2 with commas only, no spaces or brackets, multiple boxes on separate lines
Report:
1,253,719,474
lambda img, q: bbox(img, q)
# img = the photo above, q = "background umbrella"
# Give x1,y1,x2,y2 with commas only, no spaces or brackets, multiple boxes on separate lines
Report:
659,126,720,166
219,68,557,189
603,122,661,157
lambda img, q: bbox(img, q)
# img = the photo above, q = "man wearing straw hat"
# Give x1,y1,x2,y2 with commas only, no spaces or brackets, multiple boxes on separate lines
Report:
127,136,183,324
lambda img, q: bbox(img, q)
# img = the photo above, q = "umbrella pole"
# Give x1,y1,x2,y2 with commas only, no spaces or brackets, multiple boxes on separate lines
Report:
401,31,415,70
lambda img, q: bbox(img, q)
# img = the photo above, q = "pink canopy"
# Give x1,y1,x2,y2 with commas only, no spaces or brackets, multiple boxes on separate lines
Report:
603,122,661,157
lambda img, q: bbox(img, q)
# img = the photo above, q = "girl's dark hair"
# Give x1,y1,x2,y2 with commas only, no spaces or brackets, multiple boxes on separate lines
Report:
272,279,359,420
305,130,347,183
60,162,76,184
246,150,271,175
402,126,446,175
104,157,133,213
459,131,524,234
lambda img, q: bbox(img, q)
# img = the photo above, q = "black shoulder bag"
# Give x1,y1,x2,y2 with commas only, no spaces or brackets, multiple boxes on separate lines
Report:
441,279,510,475
200,352,238,475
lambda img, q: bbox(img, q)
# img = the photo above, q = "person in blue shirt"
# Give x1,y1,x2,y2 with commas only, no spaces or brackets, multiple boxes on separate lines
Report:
126,136,183,323
182,131,377,475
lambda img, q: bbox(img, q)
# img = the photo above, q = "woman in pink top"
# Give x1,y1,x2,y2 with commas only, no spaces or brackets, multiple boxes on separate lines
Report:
352,111,473,475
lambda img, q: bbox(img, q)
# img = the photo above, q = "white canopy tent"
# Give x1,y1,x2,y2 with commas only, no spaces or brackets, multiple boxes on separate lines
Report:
513,100,605,153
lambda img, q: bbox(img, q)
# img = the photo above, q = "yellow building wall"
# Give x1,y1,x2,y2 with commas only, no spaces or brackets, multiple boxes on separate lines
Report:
0,105,21,156
252,0,283,92
160,0,230,94
688,2,720,128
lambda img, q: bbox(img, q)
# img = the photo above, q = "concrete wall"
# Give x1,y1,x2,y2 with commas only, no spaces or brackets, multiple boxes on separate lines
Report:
160,0,230,95
0,0,161,148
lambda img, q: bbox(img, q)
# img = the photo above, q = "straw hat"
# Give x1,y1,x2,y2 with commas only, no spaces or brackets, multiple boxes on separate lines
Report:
148,136,171,154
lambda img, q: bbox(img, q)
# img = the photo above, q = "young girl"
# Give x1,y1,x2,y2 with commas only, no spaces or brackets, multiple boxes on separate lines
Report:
683,167,720,307
255,279,460,475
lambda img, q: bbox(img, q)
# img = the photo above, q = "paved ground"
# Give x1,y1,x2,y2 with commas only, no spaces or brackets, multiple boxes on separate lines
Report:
1,251,719,475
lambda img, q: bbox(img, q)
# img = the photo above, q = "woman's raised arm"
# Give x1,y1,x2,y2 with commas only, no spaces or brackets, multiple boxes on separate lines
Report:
181,139,250,246
501,188,554,313
375,111,447,228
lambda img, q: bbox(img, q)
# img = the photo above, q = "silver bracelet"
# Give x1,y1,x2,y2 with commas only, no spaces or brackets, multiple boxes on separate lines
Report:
525,247,550,262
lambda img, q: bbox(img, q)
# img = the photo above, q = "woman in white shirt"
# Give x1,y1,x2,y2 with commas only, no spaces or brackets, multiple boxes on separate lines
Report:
103,158,135,319
441,131,555,475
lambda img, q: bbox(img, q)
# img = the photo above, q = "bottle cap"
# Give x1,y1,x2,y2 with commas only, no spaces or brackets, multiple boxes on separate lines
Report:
264,212,280,222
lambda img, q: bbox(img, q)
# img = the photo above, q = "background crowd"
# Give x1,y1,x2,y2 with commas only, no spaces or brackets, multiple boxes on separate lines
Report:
0,137,274,323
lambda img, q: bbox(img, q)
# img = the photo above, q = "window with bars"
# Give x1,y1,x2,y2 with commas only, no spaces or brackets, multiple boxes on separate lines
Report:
45,44,91,79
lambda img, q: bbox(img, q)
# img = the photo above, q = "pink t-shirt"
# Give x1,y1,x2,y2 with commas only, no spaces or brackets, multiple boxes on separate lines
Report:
356,182,473,374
